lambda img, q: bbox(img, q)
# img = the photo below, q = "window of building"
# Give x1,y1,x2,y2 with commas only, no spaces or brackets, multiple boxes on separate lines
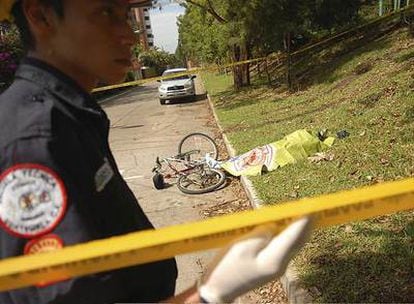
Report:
144,16,150,20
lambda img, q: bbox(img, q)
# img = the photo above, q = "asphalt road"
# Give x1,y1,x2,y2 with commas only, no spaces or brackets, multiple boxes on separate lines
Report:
100,82,234,294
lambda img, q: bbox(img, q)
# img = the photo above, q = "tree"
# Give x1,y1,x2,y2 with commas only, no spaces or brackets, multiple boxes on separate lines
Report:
176,0,312,89
0,23,23,92
176,0,261,89
175,0,367,89
138,47,181,75
309,0,364,32
176,3,229,66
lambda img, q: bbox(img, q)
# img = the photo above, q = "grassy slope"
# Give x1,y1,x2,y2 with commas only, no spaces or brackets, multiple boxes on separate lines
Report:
202,28,414,302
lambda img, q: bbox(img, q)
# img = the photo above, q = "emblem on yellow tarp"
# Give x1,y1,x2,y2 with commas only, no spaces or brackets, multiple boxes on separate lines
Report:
0,0,14,21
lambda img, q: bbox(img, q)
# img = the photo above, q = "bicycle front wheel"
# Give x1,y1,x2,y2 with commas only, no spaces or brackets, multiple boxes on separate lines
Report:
177,168,226,194
178,133,218,161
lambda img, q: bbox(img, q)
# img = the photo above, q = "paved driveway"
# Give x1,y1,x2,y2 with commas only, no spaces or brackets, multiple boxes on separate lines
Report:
101,82,232,294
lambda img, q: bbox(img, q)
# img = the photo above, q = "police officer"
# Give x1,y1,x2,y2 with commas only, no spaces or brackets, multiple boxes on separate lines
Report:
0,1,312,303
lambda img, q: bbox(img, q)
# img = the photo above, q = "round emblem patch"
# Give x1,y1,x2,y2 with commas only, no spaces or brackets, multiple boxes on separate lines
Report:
24,234,64,255
0,164,67,238
24,234,66,287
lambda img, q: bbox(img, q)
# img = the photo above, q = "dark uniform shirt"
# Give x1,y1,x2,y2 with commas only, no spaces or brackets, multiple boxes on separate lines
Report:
0,58,178,304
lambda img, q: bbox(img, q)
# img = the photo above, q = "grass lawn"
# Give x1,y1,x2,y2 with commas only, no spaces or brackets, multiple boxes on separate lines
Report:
202,28,414,302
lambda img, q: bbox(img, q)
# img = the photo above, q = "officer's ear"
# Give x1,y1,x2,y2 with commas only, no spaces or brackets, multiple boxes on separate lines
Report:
22,0,59,38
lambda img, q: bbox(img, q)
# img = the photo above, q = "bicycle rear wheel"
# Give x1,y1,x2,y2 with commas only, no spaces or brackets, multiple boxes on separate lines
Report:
178,133,218,161
177,168,226,194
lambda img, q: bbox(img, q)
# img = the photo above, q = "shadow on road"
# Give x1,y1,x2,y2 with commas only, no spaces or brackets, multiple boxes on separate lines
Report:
165,93,208,105
98,86,157,108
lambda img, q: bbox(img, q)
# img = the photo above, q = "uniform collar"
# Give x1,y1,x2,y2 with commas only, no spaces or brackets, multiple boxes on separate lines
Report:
15,57,101,113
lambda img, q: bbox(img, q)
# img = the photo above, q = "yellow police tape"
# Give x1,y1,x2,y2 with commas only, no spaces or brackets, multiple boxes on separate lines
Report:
92,56,266,93
0,178,413,292
92,4,414,94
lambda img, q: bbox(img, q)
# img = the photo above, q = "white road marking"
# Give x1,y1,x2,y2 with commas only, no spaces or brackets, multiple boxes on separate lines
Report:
124,175,145,181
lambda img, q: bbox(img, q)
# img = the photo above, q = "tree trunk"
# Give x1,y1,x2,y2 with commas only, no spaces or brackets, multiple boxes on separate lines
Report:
231,41,254,89
245,42,251,86
232,44,243,90
265,57,272,86
240,46,248,86
284,32,293,91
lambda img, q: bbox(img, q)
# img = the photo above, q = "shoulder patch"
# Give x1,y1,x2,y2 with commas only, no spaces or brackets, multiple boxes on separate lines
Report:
0,164,67,238
24,234,64,255
24,234,66,287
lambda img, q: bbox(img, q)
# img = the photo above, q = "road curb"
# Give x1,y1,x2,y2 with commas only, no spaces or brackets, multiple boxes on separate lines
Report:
206,93,312,304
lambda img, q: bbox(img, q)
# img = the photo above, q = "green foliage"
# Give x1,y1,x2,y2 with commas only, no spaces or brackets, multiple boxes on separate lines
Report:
132,43,144,59
138,47,181,75
125,70,136,82
177,0,368,65
177,5,229,65
0,23,24,92
309,0,364,32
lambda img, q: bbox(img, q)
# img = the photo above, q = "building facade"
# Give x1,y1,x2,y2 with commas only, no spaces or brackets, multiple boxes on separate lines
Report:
129,0,154,51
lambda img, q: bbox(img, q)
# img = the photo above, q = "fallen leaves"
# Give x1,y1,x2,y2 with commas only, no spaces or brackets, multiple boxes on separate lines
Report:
380,158,389,165
308,152,335,164
289,191,299,198
344,225,354,233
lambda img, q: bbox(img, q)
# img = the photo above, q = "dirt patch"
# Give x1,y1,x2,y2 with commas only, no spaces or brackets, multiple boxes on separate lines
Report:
353,61,373,75
331,75,356,91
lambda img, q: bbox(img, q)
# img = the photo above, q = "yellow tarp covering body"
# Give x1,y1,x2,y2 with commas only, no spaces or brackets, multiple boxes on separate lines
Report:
221,129,335,176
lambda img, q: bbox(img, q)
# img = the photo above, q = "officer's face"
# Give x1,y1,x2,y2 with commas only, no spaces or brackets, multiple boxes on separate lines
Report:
47,0,136,87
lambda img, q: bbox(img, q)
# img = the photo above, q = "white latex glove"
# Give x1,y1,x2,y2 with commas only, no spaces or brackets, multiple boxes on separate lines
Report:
198,217,313,303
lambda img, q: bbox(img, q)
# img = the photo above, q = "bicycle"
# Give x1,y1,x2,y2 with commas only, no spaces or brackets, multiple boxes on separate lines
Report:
178,132,219,161
152,133,226,194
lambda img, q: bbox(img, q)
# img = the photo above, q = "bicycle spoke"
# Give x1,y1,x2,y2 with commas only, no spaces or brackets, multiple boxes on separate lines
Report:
181,175,203,190
177,168,226,195
178,133,218,162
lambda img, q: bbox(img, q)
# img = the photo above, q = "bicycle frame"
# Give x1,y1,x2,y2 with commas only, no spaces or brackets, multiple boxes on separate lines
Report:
152,150,205,182
152,148,226,194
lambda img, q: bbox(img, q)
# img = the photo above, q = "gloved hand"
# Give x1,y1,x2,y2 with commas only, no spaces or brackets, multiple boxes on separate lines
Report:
198,217,313,303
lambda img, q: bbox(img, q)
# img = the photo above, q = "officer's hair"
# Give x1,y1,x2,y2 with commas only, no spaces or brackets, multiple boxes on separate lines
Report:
11,0,64,51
